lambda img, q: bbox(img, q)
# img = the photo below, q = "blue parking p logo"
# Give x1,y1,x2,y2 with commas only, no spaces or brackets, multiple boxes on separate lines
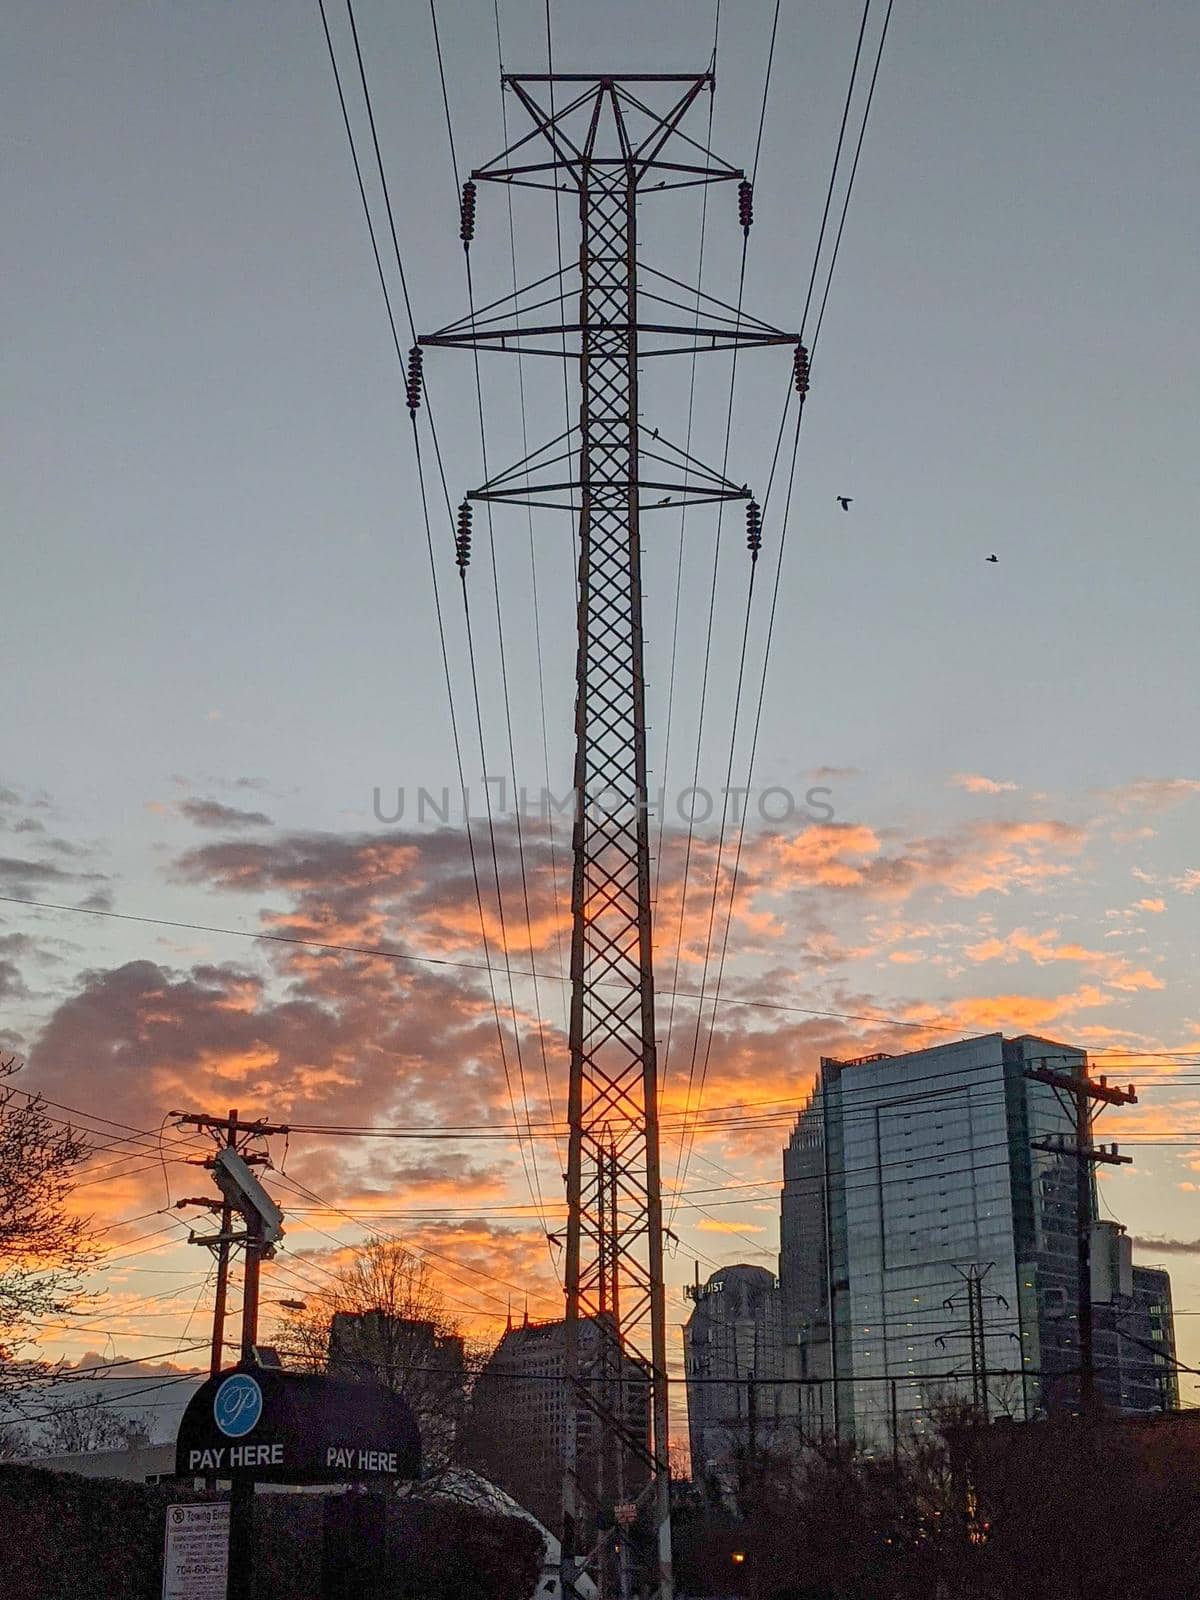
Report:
214,1373,263,1438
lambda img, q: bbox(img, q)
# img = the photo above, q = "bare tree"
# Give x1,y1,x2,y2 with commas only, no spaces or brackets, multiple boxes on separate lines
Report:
270,1238,471,1473
0,1057,96,1392
0,1419,27,1460
28,1394,151,1456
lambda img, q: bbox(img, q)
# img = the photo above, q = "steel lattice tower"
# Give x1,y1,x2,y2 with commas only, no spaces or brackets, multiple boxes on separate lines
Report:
424,72,796,1599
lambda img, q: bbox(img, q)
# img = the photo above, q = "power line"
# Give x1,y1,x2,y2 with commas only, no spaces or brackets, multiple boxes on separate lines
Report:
8,1374,198,1427
458,584,557,1254
810,0,895,351
427,7,556,1247
494,0,571,1078
267,1168,561,1318
451,74,559,1247
315,0,406,368
8,892,1196,1059
313,0,559,1256
653,0,722,912
799,0,873,340
672,0,895,1209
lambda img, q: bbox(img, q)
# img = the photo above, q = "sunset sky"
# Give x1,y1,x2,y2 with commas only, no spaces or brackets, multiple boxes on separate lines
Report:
3,0,1199,1429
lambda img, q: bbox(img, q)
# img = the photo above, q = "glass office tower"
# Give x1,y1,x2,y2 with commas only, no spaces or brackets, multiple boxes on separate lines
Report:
779,1033,1107,1451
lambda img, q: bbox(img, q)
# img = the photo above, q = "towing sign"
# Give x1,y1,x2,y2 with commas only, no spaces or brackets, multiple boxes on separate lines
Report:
162,1503,229,1600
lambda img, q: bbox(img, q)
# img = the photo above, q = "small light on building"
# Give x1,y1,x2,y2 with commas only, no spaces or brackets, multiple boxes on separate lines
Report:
732,1551,746,1565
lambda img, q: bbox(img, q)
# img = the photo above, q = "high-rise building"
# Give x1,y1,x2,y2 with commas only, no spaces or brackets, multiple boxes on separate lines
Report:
327,1309,466,1383
778,1033,1175,1451
470,1315,651,1529
682,1264,786,1495
327,1310,467,1466
1094,1256,1180,1414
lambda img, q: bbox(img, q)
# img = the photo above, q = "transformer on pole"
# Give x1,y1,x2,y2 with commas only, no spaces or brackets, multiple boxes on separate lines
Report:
423,71,797,1599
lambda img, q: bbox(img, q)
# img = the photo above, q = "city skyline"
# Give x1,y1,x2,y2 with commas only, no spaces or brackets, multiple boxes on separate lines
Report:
3,0,1199,1448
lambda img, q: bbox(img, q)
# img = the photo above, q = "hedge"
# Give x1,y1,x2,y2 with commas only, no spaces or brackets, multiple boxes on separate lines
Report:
0,1464,545,1600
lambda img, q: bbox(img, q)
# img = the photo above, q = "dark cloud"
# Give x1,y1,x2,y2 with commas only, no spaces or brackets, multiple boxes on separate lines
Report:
1131,1236,1200,1256
0,856,75,893
0,782,112,900
27,945,532,1141
0,783,53,813
174,823,562,967
179,798,273,830
16,804,1109,1272
0,931,59,1001
172,774,272,793
0,959,27,1002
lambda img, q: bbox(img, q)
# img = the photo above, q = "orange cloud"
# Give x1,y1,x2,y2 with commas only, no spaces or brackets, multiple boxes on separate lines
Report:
905,985,1110,1036
1103,777,1200,814
962,926,1164,992
695,1218,765,1235
951,773,1019,794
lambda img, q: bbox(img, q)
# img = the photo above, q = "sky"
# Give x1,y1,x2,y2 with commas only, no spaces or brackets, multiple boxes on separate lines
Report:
2,0,1199,1433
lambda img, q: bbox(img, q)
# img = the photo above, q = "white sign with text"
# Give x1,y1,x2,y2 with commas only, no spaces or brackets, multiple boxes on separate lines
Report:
162,1503,230,1600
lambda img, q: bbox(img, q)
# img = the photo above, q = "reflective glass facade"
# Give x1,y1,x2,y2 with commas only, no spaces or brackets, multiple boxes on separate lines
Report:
780,1033,1093,1452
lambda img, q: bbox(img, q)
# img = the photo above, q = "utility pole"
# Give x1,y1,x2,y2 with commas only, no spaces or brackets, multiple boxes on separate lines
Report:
174,1109,287,1600
422,71,796,1600
198,1110,236,1379
1026,1061,1137,1412
175,1110,289,1374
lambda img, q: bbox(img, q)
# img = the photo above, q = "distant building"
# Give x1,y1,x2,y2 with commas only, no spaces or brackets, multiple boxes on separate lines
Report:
14,1440,176,1483
327,1309,465,1387
682,1264,786,1494
328,1310,467,1465
470,1314,650,1530
778,1033,1177,1452
1093,1248,1179,1415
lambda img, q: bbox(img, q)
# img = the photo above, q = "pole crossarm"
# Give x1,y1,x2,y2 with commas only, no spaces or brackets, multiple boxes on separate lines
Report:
469,74,738,192
463,422,754,513
1031,1135,1133,1167
420,268,795,359
1023,1066,1137,1107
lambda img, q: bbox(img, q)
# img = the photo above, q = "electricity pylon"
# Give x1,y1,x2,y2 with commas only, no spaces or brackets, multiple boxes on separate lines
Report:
423,71,798,1599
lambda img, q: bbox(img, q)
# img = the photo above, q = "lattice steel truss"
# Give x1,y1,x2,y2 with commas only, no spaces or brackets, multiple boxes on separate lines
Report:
423,73,796,1600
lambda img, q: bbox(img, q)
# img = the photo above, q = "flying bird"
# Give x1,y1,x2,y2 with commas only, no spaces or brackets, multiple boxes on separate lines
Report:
837,496,852,511
986,553,999,563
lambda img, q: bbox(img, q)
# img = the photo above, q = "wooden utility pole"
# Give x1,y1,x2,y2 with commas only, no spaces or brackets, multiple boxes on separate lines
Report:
174,1108,289,1375
174,1109,288,1600
211,1110,237,1377
1026,1061,1137,1411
